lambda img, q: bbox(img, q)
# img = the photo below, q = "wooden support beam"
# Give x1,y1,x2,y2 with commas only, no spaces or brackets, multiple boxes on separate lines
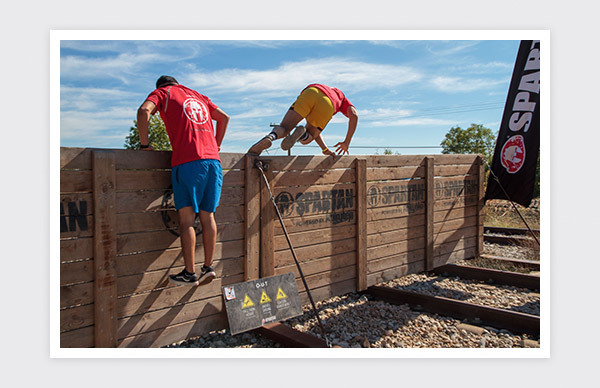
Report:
477,155,485,256
259,160,275,277
92,151,118,347
355,158,367,291
425,157,434,271
244,155,260,280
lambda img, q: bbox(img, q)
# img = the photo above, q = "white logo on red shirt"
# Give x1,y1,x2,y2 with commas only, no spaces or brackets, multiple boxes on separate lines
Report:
500,135,526,174
183,98,209,125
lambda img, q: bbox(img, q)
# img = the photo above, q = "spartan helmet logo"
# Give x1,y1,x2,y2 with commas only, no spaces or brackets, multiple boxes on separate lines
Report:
500,135,526,174
183,98,209,125
274,191,295,217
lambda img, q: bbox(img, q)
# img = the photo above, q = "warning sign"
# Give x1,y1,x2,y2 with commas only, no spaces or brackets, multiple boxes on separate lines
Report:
242,294,254,309
259,290,272,304
276,287,287,300
222,272,302,335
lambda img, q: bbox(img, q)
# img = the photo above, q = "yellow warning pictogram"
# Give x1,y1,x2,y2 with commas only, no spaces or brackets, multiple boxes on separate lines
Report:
242,294,255,309
259,290,272,304
276,287,287,300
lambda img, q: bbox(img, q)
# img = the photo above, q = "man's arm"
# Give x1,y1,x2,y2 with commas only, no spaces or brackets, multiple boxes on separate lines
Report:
307,126,336,157
334,105,358,155
211,108,230,149
137,100,157,150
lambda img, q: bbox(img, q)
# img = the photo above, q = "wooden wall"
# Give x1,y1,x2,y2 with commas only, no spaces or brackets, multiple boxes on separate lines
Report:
59,148,483,348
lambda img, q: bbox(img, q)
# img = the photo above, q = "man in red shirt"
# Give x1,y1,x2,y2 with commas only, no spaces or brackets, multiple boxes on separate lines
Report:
248,83,358,156
138,76,230,286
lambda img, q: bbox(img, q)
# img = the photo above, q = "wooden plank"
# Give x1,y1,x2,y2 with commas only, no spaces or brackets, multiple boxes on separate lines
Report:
434,176,480,199
434,163,478,177
117,260,243,297
365,155,426,168
367,221,425,247
434,195,479,211
275,251,356,278
367,202,426,221
117,234,244,262
434,205,478,223
367,166,425,181
267,154,356,171
115,211,244,238
118,313,227,348
433,226,478,247
433,154,478,165
118,274,244,318
259,164,275,277
60,326,94,348
115,186,244,213
367,250,425,273
273,210,357,235
273,224,355,251
434,236,478,258
271,168,355,187
61,282,94,308
117,249,243,278
61,304,94,333
61,148,246,171
61,170,93,193
61,260,94,286
366,180,425,206
60,237,93,261
367,238,426,261
61,147,92,170
355,158,367,291
115,169,244,191
245,154,260,280
477,156,485,256
432,247,478,267
425,157,434,271
92,150,118,348
275,237,356,268
367,260,426,286
367,214,426,236
118,295,224,339
433,215,478,235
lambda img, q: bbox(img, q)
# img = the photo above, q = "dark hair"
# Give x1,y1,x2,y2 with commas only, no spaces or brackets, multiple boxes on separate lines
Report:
156,75,178,89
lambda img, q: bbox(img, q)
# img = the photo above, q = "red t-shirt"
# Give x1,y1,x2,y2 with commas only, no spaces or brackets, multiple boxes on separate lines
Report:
305,83,354,117
145,84,220,167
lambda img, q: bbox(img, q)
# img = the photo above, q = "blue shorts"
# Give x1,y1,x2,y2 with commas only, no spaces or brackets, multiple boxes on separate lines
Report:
171,159,223,213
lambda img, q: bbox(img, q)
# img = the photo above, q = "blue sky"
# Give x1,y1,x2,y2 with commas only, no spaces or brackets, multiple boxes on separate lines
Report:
59,37,520,156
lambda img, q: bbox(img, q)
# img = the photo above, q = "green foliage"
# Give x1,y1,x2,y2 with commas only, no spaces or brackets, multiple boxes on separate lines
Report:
124,114,172,150
440,123,496,165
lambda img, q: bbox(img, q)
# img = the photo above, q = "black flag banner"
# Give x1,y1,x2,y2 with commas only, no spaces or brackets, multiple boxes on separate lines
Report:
485,40,540,207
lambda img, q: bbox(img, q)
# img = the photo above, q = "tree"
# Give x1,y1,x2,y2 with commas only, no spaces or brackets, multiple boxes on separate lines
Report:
440,123,496,165
124,114,172,150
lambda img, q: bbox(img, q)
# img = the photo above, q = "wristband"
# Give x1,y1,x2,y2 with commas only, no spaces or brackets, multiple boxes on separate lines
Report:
139,143,150,149
322,147,330,155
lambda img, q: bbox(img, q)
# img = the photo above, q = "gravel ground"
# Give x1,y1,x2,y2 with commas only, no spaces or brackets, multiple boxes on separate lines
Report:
165,242,540,349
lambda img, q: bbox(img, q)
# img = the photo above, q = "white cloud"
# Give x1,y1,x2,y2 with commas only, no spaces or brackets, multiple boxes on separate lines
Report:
188,57,422,95
430,76,506,93
60,52,167,84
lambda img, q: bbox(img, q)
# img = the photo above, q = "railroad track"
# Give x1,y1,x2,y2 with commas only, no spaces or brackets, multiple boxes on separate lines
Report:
484,225,540,247
253,263,540,347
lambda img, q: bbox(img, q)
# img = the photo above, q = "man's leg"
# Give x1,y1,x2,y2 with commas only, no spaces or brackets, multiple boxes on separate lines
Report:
178,206,197,273
198,210,217,268
248,108,304,154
